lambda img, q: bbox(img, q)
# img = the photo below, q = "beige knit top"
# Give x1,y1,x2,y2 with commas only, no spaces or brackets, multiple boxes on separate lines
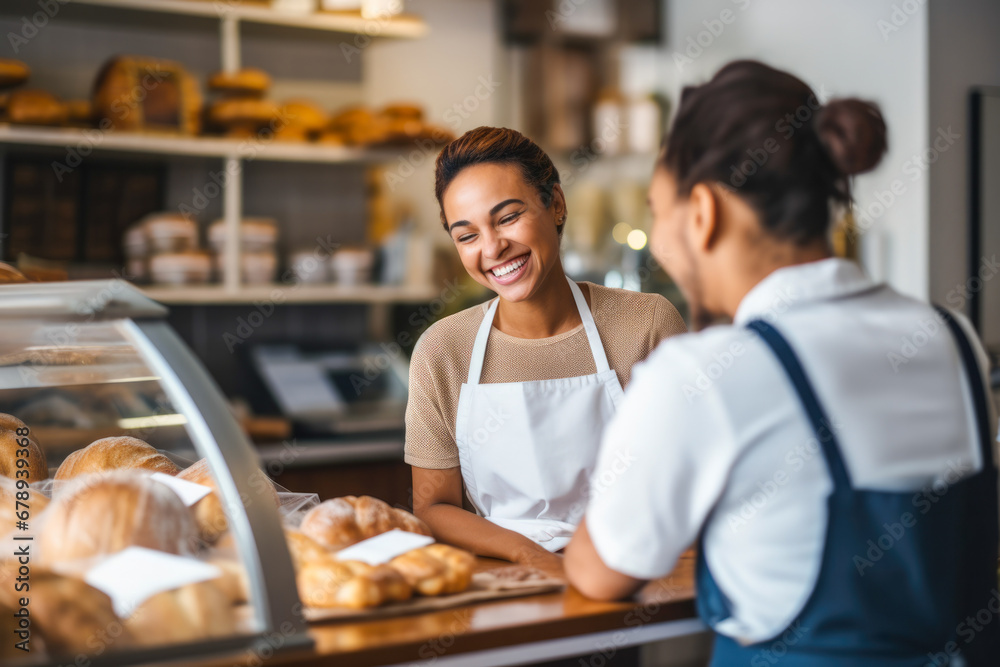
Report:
404,282,687,469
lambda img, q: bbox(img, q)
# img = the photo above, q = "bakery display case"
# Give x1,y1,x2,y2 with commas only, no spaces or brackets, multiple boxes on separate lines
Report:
0,279,311,664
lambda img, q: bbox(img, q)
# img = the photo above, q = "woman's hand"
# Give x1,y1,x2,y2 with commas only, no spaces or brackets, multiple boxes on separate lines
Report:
514,544,565,579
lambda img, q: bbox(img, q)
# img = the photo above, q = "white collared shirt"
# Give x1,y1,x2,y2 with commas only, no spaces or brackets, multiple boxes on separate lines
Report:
586,258,997,643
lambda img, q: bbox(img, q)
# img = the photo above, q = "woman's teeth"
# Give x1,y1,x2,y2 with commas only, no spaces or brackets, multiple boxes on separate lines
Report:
491,256,527,277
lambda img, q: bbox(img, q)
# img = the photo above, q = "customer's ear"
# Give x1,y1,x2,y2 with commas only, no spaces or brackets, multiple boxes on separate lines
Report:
688,182,719,252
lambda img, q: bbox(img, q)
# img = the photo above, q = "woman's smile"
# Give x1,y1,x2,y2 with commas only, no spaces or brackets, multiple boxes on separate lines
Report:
487,252,531,285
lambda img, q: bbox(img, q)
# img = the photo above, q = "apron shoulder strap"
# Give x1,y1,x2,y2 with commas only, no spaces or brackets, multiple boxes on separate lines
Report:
747,319,853,490
934,306,997,469
567,279,612,374
467,298,500,385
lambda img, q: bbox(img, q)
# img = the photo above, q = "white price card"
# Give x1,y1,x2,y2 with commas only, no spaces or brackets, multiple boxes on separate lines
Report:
151,472,212,507
333,529,434,566
85,547,222,617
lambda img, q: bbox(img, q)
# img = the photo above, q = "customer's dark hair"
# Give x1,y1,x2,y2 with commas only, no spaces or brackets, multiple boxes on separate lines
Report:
660,60,887,244
434,126,564,236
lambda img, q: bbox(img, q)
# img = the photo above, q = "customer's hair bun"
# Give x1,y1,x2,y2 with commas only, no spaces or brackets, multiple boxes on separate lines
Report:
814,98,888,176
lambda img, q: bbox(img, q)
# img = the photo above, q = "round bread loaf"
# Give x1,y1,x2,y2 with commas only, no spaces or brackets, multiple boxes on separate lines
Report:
38,471,197,565
299,495,432,552
54,436,178,481
0,413,47,484
381,102,422,121
279,100,328,133
208,97,279,128
6,89,68,126
0,59,29,88
176,457,279,544
207,68,271,96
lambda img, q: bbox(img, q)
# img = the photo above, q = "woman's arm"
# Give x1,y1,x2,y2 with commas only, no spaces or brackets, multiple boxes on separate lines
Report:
412,466,563,574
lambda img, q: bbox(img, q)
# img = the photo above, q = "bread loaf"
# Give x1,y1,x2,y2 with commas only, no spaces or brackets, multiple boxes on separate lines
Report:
0,413,47,484
0,59,30,88
0,262,29,284
296,556,412,609
284,529,330,571
299,495,431,551
207,68,271,97
177,457,280,544
6,89,67,126
93,56,202,134
0,565,133,657
389,544,475,596
38,471,197,566
54,436,178,481
125,579,236,645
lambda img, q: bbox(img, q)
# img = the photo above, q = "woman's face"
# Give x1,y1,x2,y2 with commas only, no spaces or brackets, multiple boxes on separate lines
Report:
442,162,564,303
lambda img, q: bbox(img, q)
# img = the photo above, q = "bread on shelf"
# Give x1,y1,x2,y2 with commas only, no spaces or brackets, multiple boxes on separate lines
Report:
0,59,30,89
54,436,179,481
93,56,202,135
0,413,47,484
299,495,432,551
6,89,68,126
38,470,197,566
207,68,271,97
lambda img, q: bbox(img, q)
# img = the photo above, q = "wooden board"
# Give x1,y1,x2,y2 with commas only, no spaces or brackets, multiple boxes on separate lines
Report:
304,569,566,624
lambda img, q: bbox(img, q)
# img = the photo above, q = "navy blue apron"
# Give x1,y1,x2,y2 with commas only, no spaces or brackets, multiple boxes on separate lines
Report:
696,310,1000,666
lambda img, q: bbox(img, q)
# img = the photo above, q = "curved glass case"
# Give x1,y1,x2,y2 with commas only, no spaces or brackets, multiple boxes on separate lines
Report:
0,280,310,665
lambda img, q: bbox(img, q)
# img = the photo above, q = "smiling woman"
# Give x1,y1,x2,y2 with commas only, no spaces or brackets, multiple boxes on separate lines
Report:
404,127,687,575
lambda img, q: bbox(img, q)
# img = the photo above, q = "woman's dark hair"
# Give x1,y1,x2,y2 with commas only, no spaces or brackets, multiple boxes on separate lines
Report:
661,60,887,244
434,126,564,236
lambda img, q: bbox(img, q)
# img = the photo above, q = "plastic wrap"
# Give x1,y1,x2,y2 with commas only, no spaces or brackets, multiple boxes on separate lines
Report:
36,470,198,567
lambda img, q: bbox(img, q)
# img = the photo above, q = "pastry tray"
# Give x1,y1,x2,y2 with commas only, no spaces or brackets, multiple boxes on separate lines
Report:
302,567,566,624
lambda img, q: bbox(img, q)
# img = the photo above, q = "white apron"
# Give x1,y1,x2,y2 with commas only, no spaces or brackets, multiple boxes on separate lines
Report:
455,278,625,552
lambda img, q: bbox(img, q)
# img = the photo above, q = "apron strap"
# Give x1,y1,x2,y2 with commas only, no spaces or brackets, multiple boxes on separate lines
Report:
466,279,611,385
934,306,997,469
467,298,500,385
567,278,612,375
747,319,853,490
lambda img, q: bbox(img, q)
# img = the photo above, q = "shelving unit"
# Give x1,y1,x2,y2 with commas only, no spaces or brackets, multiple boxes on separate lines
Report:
0,1,432,306
141,283,439,304
70,0,428,39
0,124,403,164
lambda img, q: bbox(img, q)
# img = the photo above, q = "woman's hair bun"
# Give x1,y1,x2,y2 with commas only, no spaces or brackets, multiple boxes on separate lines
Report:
814,98,888,176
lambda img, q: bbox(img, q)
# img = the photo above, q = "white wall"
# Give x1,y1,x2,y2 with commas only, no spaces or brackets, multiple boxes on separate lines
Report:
621,0,930,298
927,0,1000,313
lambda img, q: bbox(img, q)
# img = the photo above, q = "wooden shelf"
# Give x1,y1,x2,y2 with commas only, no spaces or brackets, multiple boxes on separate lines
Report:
69,0,428,38
0,124,408,164
141,283,440,304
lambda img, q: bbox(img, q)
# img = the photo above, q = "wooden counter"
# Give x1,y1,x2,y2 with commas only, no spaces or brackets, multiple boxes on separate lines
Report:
206,553,702,667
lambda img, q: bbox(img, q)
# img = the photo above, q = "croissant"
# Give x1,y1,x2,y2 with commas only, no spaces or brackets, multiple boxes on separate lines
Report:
297,556,410,609
388,544,475,596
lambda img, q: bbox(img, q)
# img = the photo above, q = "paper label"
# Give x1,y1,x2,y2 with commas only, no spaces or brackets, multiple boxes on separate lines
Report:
151,472,212,507
333,529,435,566
85,546,222,617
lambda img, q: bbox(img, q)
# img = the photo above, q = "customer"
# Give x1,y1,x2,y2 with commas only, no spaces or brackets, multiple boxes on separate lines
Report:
565,60,999,666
